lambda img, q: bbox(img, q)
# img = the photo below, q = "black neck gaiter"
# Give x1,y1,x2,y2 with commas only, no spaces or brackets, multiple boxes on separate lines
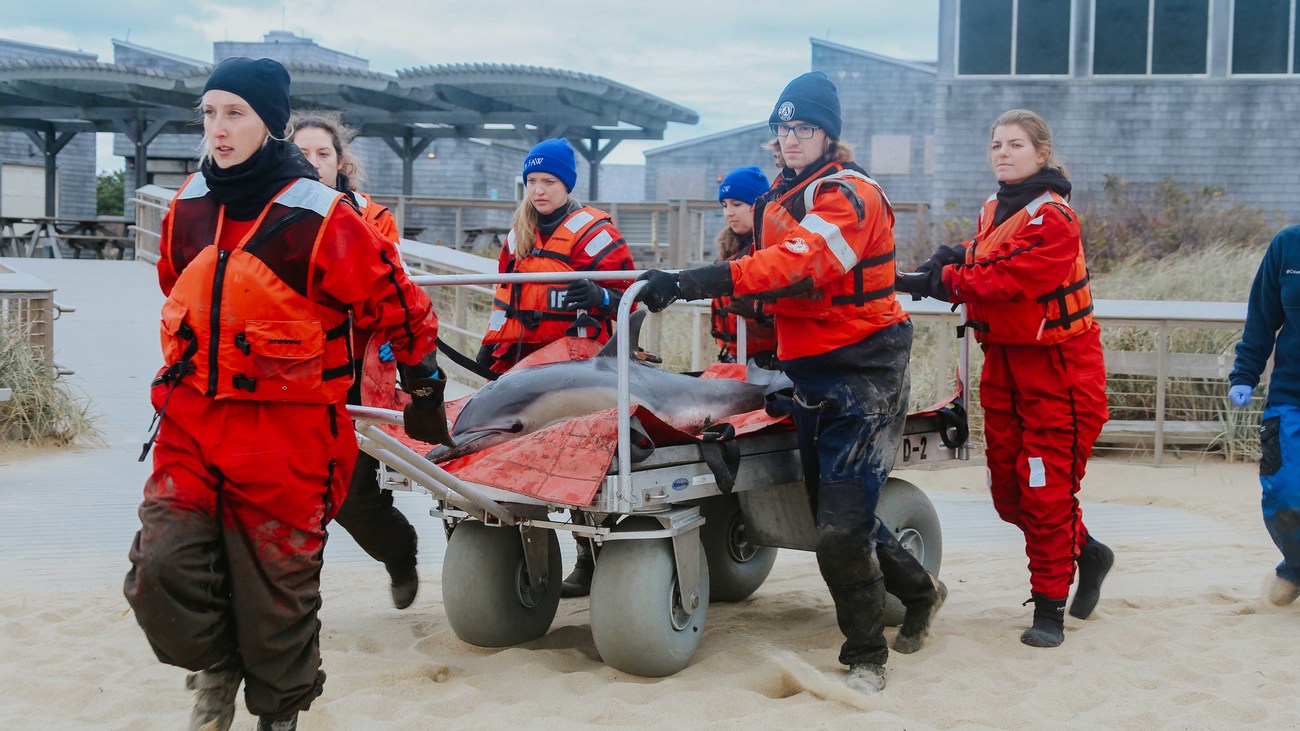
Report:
201,140,319,221
993,167,1072,226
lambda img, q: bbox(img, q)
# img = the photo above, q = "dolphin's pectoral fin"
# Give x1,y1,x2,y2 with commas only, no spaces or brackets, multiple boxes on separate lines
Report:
595,309,648,359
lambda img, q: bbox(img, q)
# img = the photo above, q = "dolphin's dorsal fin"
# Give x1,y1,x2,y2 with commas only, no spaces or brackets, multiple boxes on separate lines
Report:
596,308,647,358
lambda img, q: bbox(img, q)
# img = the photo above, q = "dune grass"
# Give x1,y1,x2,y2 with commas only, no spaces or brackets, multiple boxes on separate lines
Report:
0,320,100,450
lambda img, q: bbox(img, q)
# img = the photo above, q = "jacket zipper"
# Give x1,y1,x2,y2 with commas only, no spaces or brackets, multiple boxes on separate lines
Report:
207,249,231,396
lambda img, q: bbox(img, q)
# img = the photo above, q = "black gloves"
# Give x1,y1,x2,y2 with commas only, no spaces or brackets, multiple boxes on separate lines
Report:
636,270,681,312
916,244,967,275
564,279,614,311
638,263,735,312
398,353,455,447
895,267,951,302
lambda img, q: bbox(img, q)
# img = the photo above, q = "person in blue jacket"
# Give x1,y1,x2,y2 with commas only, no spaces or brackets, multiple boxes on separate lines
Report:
1229,224,1300,607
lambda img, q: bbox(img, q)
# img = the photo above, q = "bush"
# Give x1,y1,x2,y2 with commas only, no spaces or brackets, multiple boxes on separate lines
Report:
1080,175,1282,270
0,321,100,448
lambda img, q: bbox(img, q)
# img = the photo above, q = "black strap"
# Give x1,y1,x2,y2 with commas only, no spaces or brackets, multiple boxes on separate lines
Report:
698,422,740,495
435,336,501,381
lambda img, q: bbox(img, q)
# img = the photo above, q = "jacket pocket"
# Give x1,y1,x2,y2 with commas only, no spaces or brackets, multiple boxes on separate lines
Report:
238,319,325,399
159,298,190,365
1261,416,1282,477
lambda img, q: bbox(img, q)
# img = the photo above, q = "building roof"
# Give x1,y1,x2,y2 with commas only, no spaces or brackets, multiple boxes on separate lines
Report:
0,43,699,145
644,122,770,156
811,38,938,76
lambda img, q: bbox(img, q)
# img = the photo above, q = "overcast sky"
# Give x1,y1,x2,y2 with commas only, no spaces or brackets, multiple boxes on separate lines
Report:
6,0,939,171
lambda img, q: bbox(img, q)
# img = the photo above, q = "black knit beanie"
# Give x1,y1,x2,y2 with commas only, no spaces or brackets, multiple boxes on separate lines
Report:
203,57,292,137
769,71,842,141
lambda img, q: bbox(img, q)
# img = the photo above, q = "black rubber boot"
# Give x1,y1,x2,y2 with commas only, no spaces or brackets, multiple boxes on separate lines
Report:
389,564,419,610
257,712,298,731
1020,594,1066,648
560,537,595,598
893,574,948,654
846,662,886,693
185,658,242,731
1069,535,1114,619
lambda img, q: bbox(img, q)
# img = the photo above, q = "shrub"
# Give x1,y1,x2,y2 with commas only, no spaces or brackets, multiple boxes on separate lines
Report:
0,320,100,448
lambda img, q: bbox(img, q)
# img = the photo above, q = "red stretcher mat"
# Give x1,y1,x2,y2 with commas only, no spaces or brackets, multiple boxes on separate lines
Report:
358,338,791,508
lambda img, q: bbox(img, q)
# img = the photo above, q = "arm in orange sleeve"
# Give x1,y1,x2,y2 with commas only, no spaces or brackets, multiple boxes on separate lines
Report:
570,220,635,294
312,204,438,367
368,204,400,244
943,204,1081,304
157,208,179,296
730,182,893,297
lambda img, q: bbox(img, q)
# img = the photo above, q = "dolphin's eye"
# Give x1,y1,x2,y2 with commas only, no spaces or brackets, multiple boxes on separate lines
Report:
507,420,524,433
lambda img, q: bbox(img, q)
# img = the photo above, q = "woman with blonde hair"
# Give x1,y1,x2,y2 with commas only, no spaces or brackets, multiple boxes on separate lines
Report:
478,137,635,596
123,57,449,730
899,108,1114,648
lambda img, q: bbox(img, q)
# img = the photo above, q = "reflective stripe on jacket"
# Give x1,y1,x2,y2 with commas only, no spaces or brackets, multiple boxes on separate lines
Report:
484,205,614,345
161,174,355,404
731,160,907,360
950,191,1094,346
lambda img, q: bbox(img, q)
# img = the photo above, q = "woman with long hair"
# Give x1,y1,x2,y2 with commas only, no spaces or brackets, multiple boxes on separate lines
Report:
899,109,1114,648
710,165,777,368
291,111,423,612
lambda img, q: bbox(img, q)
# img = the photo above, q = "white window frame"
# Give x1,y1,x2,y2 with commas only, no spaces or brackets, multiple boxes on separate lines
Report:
954,0,1076,78
1090,0,1213,77
1227,0,1297,76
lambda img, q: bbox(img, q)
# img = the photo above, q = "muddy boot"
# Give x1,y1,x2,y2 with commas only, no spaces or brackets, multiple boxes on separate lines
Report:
389,564,419,610
1020,594,1066,648
1266,574,1300,606
185,658,242,731
845,662,886,694
893,574,948,654
1069,535,1115,619
561,537,595,598
257,712,297,731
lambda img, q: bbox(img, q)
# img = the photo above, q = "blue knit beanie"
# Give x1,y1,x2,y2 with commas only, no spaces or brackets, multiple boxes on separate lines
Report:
769,71,842,141
718,165,770,205
522,138,577,191
203,57,292,137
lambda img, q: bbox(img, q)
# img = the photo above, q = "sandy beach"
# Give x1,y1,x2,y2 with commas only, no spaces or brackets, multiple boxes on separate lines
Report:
2,259,1295,729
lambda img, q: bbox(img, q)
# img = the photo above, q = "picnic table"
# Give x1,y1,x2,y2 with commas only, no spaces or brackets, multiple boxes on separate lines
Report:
0,216,133,260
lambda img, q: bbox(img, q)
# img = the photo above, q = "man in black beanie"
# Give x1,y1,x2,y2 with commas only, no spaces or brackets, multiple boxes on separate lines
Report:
636,71,945,694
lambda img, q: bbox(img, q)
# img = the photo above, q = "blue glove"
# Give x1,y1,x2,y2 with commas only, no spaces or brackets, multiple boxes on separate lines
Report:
1228,384,1252,408
378,342,395,363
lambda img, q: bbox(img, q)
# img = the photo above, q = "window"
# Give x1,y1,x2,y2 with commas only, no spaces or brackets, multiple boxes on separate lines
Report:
1093,0,1209,75
957,0,1071,76
1232,0,1296,74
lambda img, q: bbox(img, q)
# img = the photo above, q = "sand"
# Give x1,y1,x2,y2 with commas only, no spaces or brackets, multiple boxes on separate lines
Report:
2,456,1295,730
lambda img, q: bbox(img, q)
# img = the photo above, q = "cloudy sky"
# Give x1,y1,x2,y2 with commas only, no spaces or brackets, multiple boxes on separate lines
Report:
6,0,939,170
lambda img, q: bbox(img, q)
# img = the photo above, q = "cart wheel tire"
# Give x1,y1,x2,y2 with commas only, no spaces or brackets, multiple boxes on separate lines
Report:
876,477,943,627
442,521,561,648
590,519,710,677
698,495,777,602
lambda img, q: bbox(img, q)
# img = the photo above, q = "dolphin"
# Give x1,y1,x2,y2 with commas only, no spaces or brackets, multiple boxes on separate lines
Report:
428,310,787,463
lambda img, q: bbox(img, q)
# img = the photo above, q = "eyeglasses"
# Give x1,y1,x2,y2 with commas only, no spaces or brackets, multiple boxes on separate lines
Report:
770,123,821,140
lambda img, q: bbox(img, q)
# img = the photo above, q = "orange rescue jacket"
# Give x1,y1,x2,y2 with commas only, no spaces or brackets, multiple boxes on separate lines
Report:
484,205,614,345
956,191,1094,345
160,174,355,404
